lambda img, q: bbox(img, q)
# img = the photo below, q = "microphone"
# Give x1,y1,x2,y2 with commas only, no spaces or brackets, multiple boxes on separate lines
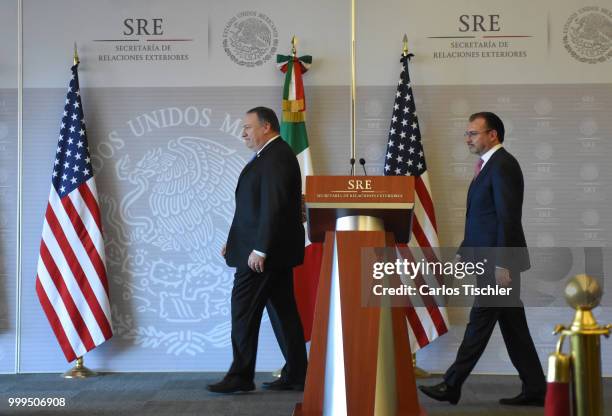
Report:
349,158,356,175
359,158,368,176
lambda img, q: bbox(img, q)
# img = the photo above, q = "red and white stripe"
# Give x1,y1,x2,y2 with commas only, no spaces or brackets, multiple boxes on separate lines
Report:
36,178,112,362
405,172,449,351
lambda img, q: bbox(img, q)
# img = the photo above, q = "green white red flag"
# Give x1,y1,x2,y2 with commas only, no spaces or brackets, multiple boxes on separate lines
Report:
277,52,322,341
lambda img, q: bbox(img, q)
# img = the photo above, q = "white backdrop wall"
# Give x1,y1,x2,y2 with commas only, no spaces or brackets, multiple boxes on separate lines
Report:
1,0,611,374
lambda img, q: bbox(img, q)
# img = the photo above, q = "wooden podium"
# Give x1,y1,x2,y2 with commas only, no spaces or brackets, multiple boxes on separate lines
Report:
294,176,425,416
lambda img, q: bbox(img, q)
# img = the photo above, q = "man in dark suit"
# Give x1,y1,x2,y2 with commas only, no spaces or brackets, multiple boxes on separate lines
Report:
419,112,546,406
207,107,307,394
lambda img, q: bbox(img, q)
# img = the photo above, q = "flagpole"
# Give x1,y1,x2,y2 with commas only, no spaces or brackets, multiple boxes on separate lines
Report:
273,36,297,383
350,0,356,172
15,0,23,375
402,33,433,379
64,44,99,380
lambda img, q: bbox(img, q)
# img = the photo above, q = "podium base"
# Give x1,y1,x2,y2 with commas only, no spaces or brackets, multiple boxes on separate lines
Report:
293,402,429,416
297,230,425,416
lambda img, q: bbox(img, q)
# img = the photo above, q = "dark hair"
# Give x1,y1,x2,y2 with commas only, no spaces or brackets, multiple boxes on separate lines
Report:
469,111,505,143
246,106,280,133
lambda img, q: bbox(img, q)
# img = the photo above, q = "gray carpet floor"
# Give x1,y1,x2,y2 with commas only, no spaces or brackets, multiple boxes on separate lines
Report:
0,372,610,415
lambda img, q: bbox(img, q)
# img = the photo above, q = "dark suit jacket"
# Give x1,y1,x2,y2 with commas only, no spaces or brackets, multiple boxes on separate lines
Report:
459,147,530,272
225,137,305,270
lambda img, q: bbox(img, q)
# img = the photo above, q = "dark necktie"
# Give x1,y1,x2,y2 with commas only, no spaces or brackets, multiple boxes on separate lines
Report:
473,158,484,179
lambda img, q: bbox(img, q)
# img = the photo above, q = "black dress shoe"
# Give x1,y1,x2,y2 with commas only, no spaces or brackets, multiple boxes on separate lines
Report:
207,377,255,394
499,393,544,406
261,378,281,387
418,382,460,405
262,378,305,391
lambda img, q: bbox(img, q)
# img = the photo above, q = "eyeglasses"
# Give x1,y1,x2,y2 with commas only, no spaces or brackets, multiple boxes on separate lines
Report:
464,129,492,138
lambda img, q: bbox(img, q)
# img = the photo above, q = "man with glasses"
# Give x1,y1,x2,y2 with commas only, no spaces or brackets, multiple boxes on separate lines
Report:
207,107,307,394
419,112,546,406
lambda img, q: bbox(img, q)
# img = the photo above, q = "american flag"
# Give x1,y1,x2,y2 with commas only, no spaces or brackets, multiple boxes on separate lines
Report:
384,54,449,351
35,63,113,362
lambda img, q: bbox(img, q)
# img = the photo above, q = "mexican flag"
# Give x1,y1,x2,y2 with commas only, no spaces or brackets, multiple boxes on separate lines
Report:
277,52,322,341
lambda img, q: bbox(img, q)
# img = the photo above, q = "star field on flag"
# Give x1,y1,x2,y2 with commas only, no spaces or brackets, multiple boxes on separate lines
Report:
384,58,426,177
53,72,94,196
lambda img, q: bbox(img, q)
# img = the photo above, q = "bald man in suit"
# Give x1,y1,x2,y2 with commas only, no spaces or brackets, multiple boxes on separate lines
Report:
207,107,307,394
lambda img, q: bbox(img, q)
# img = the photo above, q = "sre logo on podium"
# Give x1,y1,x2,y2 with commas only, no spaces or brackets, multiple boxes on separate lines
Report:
347,179,373,191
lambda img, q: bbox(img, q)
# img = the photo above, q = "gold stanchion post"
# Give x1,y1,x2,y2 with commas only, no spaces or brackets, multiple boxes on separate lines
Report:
554,274,611,416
